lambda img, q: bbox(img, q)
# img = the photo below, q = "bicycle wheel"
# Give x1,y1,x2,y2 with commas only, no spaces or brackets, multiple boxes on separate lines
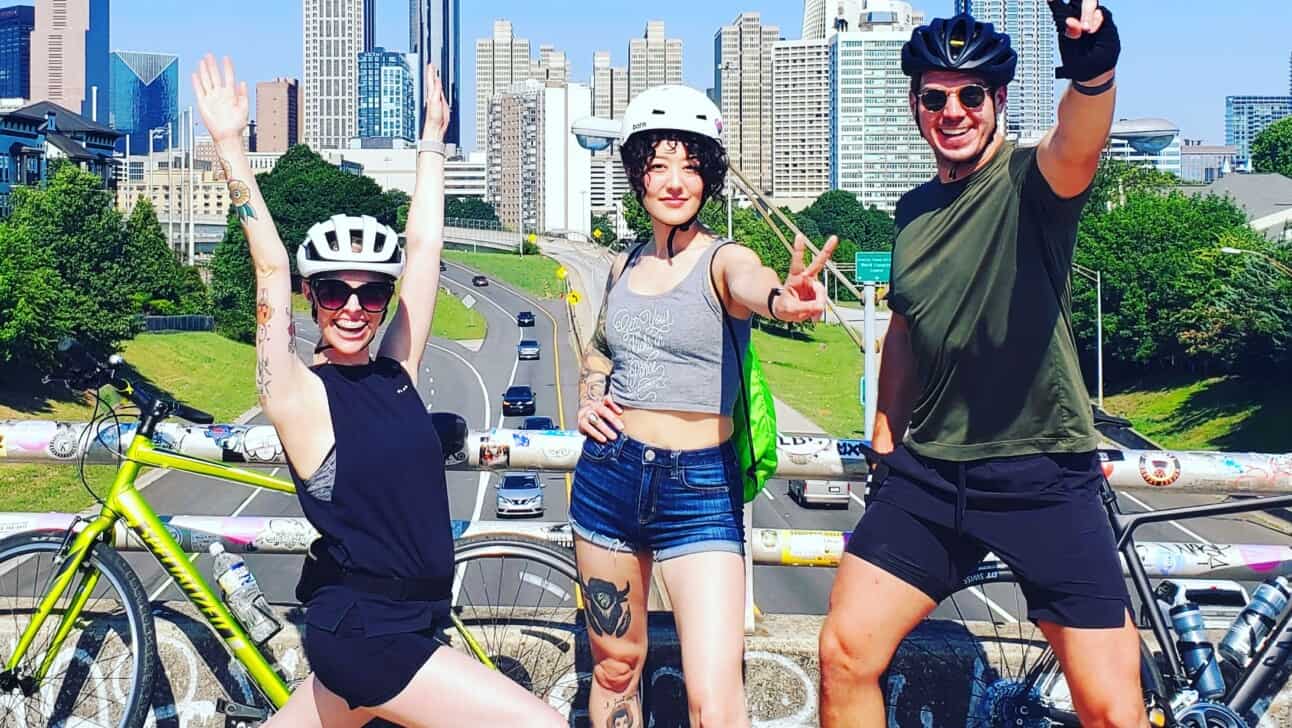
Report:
0,531,157,728
918,563,1167,727
450,533,584,720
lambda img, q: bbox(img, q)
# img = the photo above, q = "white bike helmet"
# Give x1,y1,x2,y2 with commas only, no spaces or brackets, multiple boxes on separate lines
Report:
620,85,724,146
296,214,404,280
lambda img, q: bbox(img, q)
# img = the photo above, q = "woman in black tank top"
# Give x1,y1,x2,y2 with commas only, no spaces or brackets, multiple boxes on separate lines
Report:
570,85,837,727
193,55,563,727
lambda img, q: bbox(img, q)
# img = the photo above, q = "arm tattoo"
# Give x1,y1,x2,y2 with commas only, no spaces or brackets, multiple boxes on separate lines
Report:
606,697,639,728
581,576,631,638
286,307,297,355
255,288,272,397
256,355,272,399
218,155,257,221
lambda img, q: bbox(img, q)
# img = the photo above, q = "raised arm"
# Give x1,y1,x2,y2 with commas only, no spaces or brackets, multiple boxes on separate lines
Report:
719,234,838,322
1036,0,1120,198
192,55,317,426
378,65,449,377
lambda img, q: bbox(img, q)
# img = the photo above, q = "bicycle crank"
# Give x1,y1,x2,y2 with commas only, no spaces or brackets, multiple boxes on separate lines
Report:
1175,701,1248,728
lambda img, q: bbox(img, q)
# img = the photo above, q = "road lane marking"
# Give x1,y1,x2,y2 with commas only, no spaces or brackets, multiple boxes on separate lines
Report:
1120,491,1212,544
761,488,775,502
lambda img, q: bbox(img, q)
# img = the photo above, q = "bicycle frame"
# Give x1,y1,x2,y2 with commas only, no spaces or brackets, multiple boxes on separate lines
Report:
6,426,296,708
1108,485,1292,715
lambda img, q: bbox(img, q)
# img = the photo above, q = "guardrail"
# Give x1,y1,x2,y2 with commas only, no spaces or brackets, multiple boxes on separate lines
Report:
2,419,1289,495
0,512,1285,582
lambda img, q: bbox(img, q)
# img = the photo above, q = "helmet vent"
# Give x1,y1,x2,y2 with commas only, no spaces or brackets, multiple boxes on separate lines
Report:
324,230,340,252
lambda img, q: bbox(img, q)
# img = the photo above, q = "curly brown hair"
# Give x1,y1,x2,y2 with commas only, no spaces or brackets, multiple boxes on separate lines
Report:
619,130,728,208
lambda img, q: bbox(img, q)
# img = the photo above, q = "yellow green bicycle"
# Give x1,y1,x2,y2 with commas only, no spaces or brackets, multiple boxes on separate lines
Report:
0,346,583,726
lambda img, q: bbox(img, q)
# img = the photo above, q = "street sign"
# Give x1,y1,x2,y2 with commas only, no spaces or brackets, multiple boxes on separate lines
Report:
854,252,892,284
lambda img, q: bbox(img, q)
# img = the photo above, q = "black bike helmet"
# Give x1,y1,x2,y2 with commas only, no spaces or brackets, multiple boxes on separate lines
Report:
901,13,1017,88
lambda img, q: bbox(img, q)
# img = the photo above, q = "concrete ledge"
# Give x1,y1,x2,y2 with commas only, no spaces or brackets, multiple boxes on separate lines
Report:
11,605,1291,726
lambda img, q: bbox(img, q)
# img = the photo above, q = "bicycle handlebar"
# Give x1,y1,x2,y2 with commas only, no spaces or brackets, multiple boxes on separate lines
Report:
45,339,216,426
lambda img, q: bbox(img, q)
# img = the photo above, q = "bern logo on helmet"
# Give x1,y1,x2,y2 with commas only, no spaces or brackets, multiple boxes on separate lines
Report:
632,122,646,131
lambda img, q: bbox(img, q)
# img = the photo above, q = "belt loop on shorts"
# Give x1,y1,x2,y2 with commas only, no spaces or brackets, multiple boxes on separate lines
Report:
955,462,967,536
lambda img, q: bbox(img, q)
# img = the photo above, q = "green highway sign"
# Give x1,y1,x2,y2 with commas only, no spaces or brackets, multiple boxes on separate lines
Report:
854,252,892,284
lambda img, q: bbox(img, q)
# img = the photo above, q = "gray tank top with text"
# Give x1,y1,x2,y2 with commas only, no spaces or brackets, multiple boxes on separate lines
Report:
606,239,751,416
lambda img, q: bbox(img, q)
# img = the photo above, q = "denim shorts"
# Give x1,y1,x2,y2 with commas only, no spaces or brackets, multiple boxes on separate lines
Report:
569,434,745,561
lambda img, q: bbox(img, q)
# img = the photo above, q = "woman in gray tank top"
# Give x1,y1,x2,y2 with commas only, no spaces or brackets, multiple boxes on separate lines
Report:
569,85,837,726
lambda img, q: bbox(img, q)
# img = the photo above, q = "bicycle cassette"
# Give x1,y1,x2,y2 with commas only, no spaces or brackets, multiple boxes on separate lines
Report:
1175,701,1248,728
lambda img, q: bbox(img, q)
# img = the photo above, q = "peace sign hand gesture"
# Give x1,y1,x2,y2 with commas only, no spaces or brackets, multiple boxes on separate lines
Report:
1048,0,1119,81
771,234,839,323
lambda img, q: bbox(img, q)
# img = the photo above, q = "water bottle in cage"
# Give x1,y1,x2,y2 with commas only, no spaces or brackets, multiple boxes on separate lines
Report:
1219,575,1291,668
210,543,282,644
1170,601,1226,699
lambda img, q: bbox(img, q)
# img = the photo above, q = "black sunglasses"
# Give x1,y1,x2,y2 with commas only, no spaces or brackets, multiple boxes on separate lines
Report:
919,84,991,112
311,279,395,313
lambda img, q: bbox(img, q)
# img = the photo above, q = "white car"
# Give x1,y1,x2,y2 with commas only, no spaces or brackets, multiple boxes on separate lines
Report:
788,479,851,508
495,473,545,517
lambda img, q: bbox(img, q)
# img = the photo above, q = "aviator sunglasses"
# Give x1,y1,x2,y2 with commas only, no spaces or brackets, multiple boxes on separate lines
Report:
919,84,991,112
311,278,395,313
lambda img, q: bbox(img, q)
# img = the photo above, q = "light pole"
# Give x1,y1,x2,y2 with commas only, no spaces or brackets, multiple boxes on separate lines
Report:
1072,262,1104,408
166,123,174,253
148,127,166,223
1220,246,1292,278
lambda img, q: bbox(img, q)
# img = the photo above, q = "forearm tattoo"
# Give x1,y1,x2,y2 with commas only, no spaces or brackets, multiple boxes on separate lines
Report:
582,577,631,638
219,157,257,221
605,696,640,728
286,308,297,355
255,288,272,398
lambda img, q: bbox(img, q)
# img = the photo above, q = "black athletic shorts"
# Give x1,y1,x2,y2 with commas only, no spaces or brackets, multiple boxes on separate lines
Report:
304,604,449,710
845,445,1131,629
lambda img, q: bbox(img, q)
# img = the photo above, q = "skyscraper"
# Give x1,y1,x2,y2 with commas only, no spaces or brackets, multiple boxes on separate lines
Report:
955,0,1055,143
303,0,371,150
256,78,300,154
411,0,460,148
0,5,34,99
628,21,682,101
830,2,934,213
715,13,779,193
532,45,568,85
802,0,827,40
475,20,531,152
772,38,831,201
591,51,628,120
358,49,416,143
108,51,179,154
1226,96,1292,171
31,0,109,122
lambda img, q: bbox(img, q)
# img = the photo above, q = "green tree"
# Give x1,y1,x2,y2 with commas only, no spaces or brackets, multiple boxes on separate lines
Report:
590,213,618,247
798,190,896,252
123,198,181,313
1251,116,1292,178
445,196,500,224
4,165,137,354
1085,158,1181,214
0,223,72,372
210,217,257,341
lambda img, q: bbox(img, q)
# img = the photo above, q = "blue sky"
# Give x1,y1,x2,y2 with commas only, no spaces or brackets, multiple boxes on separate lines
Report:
98,1,1290,150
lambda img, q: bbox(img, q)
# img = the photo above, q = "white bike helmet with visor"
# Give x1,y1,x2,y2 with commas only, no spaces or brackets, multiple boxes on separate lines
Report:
619,85,727,258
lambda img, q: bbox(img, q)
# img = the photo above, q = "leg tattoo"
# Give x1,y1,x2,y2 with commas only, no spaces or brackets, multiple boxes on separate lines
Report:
582,577,632,638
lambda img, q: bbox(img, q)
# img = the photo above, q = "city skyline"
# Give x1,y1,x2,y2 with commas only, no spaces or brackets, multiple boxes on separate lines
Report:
83,1,1291,152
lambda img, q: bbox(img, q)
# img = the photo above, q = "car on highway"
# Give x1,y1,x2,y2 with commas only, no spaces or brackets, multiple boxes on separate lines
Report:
516,311,536,327
788,479,851,508
501,385,536,416
517,340,541,360
472,275,488,286
439,260,447,272
521,416,556,431
495,472,544,517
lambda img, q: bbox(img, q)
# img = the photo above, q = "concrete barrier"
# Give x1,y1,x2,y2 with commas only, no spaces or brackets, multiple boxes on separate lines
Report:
17,604,1289,727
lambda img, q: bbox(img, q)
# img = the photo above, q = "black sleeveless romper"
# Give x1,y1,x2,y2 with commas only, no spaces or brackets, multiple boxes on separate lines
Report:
288,358,454,709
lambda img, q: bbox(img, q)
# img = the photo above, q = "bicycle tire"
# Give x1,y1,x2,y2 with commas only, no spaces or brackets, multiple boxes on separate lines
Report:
450,533,584,720
927,564,1168,727
0,531,157,728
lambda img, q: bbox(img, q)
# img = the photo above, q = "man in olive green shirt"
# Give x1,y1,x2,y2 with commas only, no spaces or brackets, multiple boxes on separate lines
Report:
819,3,1149,727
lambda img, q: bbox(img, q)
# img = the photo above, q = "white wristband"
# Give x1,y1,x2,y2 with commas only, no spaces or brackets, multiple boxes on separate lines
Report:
417,138,446,156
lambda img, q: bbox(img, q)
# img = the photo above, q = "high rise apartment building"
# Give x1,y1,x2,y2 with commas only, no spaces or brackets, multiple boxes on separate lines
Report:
475,20,532,151
802,0,827,40
1226,96,1292,171
31,0,109,122
303,0,371,150
358,49,416,143
591,51,629,120
829,3,935,213
0,5,35,99
955,0,1055,143
628,21,682,101
715,13,779,193
772,38,831,201
256,78,300,154
532,45,568,85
